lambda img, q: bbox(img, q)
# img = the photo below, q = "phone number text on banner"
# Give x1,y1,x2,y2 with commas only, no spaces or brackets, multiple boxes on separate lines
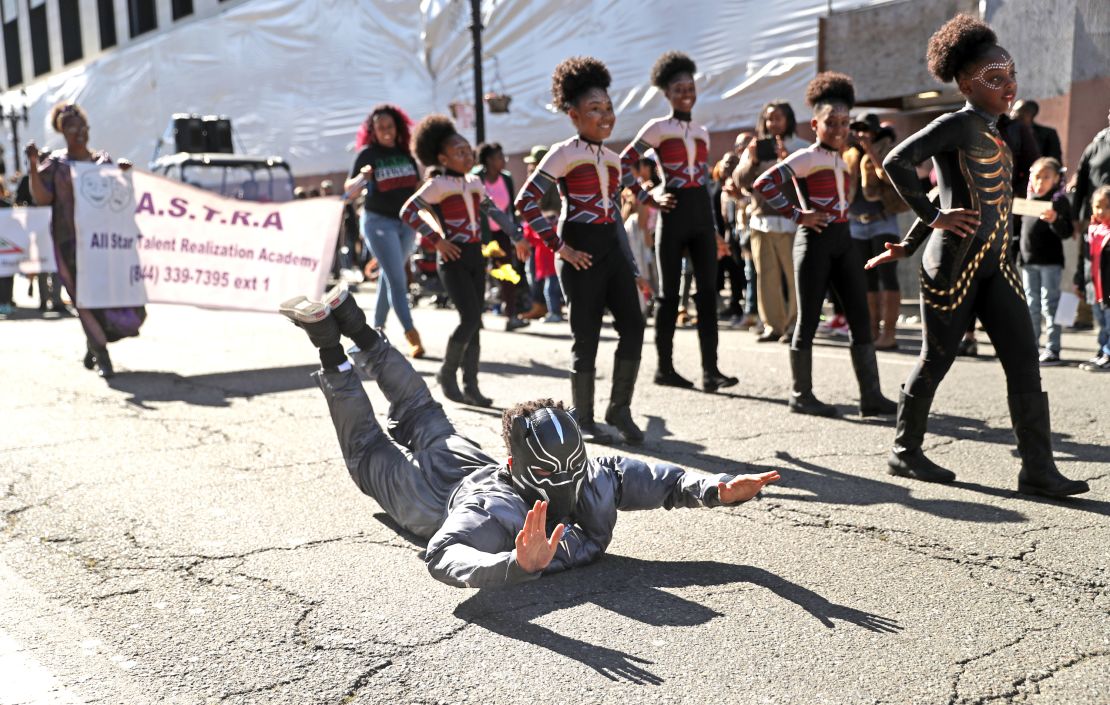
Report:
74,163,342,311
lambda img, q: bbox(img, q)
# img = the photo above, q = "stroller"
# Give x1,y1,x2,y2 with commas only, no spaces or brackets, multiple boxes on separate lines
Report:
408,239,450,308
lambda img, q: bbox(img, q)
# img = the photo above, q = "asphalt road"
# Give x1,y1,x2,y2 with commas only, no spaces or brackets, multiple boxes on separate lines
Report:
1,290,1107,705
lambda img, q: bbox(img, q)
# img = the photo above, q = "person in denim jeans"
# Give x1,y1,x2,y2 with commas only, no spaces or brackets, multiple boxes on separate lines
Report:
345,104,424,357
1019,157,1072,365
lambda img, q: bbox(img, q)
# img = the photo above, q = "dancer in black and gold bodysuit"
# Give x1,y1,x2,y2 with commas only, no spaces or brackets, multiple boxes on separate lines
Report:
867,14,1088,497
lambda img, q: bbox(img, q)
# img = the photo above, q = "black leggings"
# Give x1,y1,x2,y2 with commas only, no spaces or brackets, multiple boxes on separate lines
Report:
438,242,485,348
656,187,719,370
853,235,900,292
717,240,745,316
792,222,873,349
558,221,645,372
905,234,1040,397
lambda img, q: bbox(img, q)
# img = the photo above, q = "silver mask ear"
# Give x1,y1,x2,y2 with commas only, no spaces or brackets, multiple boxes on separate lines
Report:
509,414,530,451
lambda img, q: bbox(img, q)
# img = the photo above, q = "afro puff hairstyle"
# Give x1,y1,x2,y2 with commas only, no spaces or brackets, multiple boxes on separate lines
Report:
804,72,855,110
551,56,611,113
411,114,459,169
926,14,998,83
650,51,697,90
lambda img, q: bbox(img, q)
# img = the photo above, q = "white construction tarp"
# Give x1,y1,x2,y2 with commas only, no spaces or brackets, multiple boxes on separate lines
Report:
17,0,873,176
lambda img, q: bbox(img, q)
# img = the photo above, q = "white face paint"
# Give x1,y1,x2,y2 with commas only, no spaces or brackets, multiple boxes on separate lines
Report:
970,60,1015,90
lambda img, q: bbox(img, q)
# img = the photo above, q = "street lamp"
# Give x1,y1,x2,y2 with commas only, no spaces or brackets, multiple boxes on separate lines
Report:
1,88,29,175
467,0,485,144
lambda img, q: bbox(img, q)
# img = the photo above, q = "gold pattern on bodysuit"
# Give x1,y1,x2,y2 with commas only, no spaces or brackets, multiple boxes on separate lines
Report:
919,131,1023,311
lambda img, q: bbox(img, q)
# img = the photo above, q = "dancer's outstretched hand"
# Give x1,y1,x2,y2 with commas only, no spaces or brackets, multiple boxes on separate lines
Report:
865,240,907,269
514,500,565,573
718,470,781,504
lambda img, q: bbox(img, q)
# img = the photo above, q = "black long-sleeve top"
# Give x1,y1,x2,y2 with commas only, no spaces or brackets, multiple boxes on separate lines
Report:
1018,191,1072,266
1072,128,1110,223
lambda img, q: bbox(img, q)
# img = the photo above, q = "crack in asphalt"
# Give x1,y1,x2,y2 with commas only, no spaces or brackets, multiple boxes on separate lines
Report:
216,675,308,702
961,649,1110,704
336,658,394,704
945,623,1057,705
730,501,1107,602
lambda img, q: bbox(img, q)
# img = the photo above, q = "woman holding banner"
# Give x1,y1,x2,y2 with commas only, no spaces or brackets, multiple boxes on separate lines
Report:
25,102,144,379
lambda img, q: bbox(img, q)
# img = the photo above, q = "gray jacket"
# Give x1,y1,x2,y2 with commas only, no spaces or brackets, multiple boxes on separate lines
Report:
424,458,730,588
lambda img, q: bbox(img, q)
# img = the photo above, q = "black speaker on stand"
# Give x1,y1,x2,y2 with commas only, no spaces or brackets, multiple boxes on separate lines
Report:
203,116,234,153
171,114,206,153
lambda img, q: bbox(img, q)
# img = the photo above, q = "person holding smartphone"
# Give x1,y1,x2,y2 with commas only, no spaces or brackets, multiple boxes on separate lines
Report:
734,101,808,342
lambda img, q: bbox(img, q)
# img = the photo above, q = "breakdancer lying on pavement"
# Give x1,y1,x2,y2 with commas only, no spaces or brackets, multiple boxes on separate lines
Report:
281,285,780,588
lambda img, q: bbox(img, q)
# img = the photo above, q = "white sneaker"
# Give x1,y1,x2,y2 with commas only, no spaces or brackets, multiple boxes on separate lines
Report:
1079,354,1110,372
1038,350,1062,366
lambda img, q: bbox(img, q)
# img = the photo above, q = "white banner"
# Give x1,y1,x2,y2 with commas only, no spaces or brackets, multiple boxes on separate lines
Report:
73,164,342,311
0,207,56,276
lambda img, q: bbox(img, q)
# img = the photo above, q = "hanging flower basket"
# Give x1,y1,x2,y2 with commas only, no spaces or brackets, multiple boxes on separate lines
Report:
448,101,475,129
484,93,512,114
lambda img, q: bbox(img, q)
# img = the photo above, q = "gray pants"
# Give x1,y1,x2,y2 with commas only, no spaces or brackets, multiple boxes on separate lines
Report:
315,341,497,538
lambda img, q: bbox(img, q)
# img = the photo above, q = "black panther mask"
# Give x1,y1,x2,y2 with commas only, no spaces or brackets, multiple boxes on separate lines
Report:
508,406,589,527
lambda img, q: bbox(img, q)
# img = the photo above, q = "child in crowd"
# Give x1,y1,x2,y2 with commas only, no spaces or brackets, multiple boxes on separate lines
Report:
1078,185,1110,372
1018,157,1072,366
1016,157,1070,366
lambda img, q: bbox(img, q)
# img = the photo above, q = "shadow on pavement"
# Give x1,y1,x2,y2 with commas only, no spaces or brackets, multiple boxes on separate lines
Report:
480,359,568,380
765,452,1028,523
946,479,1110,517
454,556,901,685
106,364,321,408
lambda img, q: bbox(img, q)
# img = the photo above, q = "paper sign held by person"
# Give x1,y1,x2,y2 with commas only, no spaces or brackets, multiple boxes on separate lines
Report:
1012,198,1051,218
73,163,342,311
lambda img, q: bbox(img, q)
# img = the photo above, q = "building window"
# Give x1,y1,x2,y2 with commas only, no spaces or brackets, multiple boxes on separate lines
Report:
128,0,156,38
59,0,83,64
172,0,193,19
2,17,21,87
28,1,51,76
97,0,116,49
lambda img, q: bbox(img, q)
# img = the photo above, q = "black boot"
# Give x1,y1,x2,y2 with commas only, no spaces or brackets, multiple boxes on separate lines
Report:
702,368,738,393
654,340,693,389
437,339,466,403
461,341,492,408
788,348,837,417
604,357,644,445
570,368,613,444
654,365,695,389
85,341,115,379
1009,392,1089,497
850,343,897,416
888,389,956,483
